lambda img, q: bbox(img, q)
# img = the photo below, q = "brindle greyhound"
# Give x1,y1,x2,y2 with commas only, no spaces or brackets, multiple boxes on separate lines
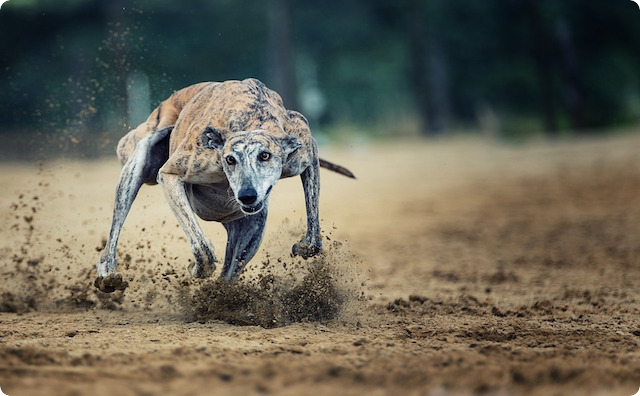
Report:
94,78,354,292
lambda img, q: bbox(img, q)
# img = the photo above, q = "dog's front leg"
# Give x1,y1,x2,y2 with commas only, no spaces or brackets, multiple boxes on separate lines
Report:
292,140,323,258
95,129,171,293
158,171,217,277
222,203,268,280
94,154,142,292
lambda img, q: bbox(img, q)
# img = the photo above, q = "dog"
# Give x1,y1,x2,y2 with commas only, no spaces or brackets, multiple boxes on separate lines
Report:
94,78,354,292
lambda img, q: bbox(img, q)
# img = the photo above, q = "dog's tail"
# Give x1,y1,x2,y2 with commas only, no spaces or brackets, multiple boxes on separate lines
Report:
319,158,356,179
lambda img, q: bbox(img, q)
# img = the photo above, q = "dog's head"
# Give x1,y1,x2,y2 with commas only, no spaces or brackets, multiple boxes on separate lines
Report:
202,127,301,215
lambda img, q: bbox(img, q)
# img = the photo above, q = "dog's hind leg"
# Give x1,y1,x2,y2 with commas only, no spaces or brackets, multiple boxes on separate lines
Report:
221,205,268,280
157,171,217,278
94,127,172,293
292,139,323,258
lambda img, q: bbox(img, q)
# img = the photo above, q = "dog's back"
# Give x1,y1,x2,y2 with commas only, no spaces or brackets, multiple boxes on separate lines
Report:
167,79,291,153
116,79,292,184
116,78,352,185
116,81,213,167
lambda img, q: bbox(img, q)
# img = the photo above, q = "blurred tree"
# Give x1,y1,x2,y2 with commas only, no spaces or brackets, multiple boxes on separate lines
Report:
0,0,639,155
426,38,450,134
267,0,298,109
101,0,129,130
555,18,585,132
523,0,558,135
407,0,450,135
407,0,431,135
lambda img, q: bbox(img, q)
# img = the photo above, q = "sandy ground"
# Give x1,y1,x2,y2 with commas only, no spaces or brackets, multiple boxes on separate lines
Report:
1,134,640,395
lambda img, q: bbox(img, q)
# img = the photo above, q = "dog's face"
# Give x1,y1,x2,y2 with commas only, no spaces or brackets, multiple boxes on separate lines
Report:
202,127,301,215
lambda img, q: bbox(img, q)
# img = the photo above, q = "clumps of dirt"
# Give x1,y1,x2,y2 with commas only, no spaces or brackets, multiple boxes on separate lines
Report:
387,294,494,316
58,283,97,310
0,260,53,314
0,346,64,366
0,260,127,314
485,268,519,284
1,171,361,320
178,225,365,328
0,182,127,313
55,267,127,311
186,259,347,328
0,291,39,313
433,161,640,272
0,188,49,313
385,289,636,322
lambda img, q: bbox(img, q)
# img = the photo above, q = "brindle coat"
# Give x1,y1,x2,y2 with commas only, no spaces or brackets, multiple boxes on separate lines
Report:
95,78,354,292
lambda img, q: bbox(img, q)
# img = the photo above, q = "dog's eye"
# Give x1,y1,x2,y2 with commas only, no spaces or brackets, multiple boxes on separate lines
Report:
225,156,236,166
259,151,271,161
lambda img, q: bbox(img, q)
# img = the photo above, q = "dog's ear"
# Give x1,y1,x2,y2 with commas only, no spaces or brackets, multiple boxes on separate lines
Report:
280,135,302,155
201,126,226,150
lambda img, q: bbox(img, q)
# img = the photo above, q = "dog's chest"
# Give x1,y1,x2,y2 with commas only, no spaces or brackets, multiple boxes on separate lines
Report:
185,183,242,222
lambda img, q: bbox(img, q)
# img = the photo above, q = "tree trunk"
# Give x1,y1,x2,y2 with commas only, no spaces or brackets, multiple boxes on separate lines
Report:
408,0,447,136
427,38,449,133
267,0,298,110
555,18,586,132
524,0,558,136
408,0,431,135
101,0,130,134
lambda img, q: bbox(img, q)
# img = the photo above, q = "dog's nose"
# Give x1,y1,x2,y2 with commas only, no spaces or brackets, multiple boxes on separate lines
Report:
238,188,258,205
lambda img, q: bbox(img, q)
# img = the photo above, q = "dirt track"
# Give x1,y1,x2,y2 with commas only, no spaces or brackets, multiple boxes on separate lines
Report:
2,134,640,395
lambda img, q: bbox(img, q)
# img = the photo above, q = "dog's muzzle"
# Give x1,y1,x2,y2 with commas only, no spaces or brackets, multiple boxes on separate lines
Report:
238,186,271,215
240,201,264,215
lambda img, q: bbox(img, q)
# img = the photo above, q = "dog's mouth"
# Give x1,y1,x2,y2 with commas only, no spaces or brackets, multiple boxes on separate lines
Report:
240,201,264,215
238,186,272,215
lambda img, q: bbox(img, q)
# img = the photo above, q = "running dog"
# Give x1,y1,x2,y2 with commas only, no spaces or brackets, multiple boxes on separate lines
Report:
94,78,354,292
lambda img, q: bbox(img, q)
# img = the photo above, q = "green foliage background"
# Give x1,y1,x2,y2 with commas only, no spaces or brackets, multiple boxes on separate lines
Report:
1,0,639,155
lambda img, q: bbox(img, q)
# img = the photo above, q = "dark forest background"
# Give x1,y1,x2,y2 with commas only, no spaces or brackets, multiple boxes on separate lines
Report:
1,0,640,158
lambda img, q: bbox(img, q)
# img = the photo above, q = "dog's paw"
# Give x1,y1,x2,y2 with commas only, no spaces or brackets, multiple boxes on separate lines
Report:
94,273,129,293
187,261,215,278
292,241,322,259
